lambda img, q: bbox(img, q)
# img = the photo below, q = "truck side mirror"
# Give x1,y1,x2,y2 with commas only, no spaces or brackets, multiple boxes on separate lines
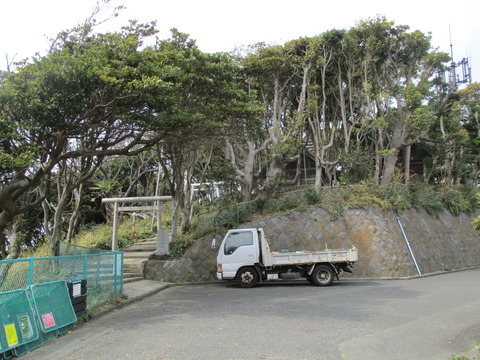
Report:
211,238,216,251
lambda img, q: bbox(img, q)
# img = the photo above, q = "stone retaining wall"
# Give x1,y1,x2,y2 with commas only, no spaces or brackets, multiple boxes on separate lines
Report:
143,207,480,282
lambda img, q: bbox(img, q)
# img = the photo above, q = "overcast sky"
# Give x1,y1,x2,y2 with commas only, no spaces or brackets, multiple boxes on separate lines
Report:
1,0,479,82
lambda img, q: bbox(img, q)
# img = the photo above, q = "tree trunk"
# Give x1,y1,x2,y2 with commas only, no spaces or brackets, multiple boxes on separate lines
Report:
265,153,284,189
66,184,83,243
5,219,20,260
381,150,400,185
225,138,272,202
380,99,410,186
48,184,71,257
171,199,181,241
404,145,411,185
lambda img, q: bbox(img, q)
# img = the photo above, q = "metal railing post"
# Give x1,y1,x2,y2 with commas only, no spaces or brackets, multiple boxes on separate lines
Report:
119,252,124,294
113,253,118,295
83,254,88,280
28,258,35,286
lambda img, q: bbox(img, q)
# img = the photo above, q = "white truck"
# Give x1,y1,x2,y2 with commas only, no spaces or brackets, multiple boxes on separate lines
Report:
213,228,358,288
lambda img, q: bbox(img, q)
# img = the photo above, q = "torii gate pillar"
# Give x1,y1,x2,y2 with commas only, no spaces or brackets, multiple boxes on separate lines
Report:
102,196,172,253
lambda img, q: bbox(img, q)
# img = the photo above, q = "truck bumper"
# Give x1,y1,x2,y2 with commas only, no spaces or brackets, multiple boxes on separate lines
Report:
216,272,223,280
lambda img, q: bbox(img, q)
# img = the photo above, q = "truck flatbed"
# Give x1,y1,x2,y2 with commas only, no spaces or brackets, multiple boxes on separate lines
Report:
269,247,358,266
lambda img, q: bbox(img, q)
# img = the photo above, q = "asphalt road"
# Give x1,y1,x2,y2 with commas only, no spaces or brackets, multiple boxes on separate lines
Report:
21,269,480,360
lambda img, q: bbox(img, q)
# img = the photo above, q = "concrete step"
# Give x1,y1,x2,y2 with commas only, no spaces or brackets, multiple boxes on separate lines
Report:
121,238,157,283
133,239,157,245
123,252,152,259
123,246,157,252
124,272,141,278
124,263,142,269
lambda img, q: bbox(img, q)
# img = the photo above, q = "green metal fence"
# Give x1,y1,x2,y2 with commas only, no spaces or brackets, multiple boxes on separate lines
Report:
0,243,123,310
0,280,78,358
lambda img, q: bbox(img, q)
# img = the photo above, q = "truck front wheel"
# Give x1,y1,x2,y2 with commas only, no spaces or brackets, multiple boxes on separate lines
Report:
236,267,259,288
311,265,334,286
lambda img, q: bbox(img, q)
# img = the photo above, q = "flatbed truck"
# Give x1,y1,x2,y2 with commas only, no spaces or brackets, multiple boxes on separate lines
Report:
213,228,358,288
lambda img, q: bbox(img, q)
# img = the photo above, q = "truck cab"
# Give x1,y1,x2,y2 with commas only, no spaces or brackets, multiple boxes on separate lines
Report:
216,228,261,281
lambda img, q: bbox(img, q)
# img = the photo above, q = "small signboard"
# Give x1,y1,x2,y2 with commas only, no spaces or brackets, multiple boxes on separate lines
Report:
18,315,34,340
5,323,19,348
72,282,82,298
41,313,56,330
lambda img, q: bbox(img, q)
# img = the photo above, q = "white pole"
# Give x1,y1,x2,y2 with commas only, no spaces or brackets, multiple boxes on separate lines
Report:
112,202,119,251
102,196,171,203
152,166,162,231
397,217,421,276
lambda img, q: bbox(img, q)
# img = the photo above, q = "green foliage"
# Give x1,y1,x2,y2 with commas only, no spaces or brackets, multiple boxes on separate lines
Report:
95,236,133,250
277,196,302,212
442,187,475,215
170,234,196,259
211,202,258,229
325,203,344,221
303,188,322,205
407,106,436,133
377,183,411,211
410,183,444,214
473,194,480,237
347,191,392,210
72,217,155,250
472,216,480,236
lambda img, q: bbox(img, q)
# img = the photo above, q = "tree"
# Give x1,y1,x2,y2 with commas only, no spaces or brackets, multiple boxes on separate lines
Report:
348,18,443,185
237,41,307,195
457,83,480,184
152,29,261,236
306,31,348,187
0,21,174,256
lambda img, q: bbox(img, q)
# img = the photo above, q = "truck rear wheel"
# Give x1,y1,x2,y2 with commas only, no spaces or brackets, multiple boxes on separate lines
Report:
236,267,259,288
311,265,334,286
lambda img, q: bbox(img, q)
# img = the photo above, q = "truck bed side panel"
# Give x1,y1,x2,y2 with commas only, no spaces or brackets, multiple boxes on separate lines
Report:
270,248,358,266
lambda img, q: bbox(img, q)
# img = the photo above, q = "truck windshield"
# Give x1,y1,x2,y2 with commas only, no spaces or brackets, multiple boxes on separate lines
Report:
224,231,253,255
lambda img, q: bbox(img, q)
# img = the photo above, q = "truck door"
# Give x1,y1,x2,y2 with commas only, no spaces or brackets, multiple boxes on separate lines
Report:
219,230,259,278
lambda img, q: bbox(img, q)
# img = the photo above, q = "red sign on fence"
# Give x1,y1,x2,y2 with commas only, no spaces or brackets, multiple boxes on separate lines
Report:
41,313,56,329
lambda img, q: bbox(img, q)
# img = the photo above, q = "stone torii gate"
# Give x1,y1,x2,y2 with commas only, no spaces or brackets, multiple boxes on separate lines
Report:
101,196,172,253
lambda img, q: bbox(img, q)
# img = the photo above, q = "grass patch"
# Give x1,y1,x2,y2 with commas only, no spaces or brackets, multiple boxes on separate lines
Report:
76,218,156,250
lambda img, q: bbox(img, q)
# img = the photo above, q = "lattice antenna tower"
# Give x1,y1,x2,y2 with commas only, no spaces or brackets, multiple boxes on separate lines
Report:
448,25,472,91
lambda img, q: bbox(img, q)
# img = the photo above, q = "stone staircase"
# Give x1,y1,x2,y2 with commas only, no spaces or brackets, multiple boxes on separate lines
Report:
123,237,157,283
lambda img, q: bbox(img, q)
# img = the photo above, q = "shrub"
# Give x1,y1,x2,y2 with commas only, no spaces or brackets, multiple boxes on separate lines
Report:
170,234,195,259
95,236,135,250
460,185,479,212
379,183,411,211
277,196,301,212
303,188,322,205
442,187,470,215
473,216,480,235
410,184,444,214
